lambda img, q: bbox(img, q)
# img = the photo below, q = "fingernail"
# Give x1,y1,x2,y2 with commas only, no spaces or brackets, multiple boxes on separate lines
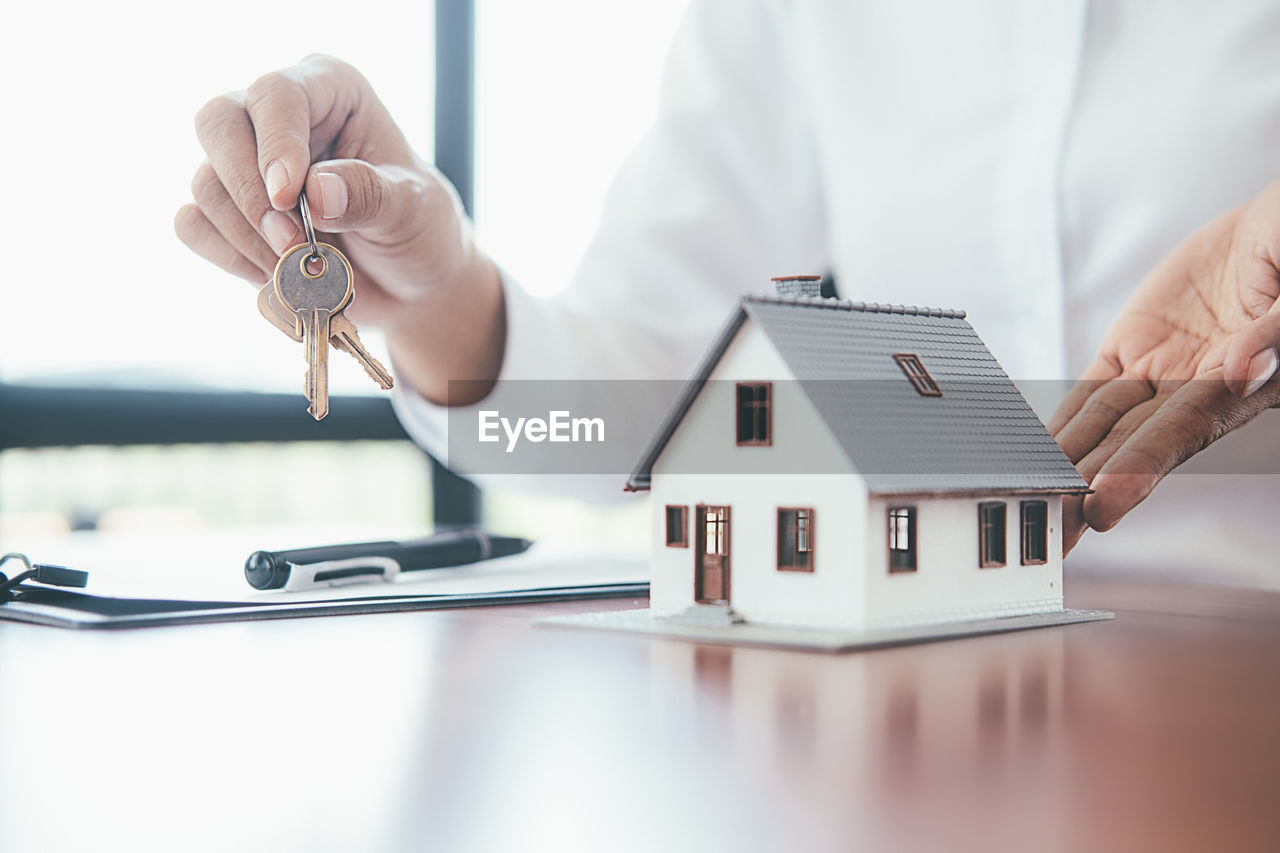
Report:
261,210,297,254
1243,348,1278,397
316,172,348,220
264,160,289,206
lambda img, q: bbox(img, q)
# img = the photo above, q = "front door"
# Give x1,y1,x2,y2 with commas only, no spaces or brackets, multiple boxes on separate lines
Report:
695,505,731,605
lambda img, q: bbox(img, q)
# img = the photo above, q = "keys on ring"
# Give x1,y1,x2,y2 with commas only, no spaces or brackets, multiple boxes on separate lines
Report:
257,188,394,420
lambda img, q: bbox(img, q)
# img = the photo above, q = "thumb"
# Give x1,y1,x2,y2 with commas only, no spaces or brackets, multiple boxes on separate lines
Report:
304,159,421,236
1223,305,1280,398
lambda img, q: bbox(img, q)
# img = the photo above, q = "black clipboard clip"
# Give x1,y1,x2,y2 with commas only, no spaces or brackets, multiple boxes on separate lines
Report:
0,553,89,602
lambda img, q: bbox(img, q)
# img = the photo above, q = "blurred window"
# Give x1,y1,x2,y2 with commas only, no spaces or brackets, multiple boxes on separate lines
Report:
0,0,434,392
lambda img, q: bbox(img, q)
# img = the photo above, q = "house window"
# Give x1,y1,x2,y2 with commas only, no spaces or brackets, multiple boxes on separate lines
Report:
736,382,772,445
893,353,942,397
665,505,688,547
1021,500,1049,565
777,508,815,572
888,506,917,572
978,502,1006,567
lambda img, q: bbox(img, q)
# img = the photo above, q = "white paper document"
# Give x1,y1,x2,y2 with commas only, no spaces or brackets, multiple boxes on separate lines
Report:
0,528,649,628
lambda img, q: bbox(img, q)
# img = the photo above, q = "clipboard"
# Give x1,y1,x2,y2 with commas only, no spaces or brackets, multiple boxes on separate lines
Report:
0,539,649,630
0,581,649,630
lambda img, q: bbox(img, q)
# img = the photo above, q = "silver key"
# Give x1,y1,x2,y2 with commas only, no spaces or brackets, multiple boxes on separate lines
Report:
273,242,353,420
257,282,394,390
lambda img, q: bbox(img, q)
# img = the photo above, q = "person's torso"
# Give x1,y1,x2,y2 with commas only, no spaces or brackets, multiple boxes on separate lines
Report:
791,0,1280,380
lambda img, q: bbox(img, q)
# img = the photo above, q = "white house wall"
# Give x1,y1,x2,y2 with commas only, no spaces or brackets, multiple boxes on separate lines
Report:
650,474,867,628
649,319,869,629
655,320,861,478
862,494,1064,629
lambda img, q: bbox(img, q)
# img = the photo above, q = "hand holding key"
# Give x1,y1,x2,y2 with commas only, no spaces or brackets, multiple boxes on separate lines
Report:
176,55,505,406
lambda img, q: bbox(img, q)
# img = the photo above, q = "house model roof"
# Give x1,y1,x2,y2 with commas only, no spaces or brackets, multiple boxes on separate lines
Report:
626,295,1090,496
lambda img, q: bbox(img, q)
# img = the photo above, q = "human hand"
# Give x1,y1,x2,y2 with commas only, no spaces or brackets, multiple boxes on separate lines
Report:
1048,181,1280,553
174,55,503,403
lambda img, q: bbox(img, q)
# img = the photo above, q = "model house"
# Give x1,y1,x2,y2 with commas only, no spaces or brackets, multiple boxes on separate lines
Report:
625,276,1089,632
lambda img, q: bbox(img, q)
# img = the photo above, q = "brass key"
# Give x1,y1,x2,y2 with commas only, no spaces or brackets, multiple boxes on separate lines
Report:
328,315,395,390
272,242,353,419
257,282,394,390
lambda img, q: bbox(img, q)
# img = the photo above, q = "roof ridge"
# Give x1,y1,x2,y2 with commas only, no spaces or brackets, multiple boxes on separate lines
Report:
744,293,967,319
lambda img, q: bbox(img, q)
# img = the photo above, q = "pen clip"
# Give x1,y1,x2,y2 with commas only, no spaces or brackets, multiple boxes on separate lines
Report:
283,556,401,592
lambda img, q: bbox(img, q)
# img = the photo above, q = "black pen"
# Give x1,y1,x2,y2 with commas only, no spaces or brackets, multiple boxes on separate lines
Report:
244,531,533,591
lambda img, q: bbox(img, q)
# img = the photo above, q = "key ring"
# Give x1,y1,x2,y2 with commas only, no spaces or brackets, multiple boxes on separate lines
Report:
298,187,320,262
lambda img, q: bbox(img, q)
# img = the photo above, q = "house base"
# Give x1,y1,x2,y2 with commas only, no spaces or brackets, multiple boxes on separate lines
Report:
537,607,1114,653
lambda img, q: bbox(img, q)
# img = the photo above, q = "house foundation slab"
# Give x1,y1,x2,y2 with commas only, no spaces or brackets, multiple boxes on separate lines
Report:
538,607,1114,653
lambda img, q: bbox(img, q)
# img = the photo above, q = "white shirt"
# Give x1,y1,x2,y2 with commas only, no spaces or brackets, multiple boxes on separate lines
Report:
394,0,1280,569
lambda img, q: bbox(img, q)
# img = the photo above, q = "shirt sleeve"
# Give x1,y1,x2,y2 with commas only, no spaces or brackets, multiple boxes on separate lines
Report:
393,0,828,497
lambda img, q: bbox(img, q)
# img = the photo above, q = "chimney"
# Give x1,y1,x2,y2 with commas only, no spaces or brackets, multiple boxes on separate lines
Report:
771,274,824,299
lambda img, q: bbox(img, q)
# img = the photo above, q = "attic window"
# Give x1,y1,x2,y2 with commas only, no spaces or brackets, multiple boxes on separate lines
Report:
893,353,942,397
736,382,772,446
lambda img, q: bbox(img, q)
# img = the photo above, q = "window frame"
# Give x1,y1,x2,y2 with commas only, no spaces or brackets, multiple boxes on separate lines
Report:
887,505,917,573
892,353,942,397
735,382,773,447
776,507,816,573
665,504,689,548
978,501,1007,568
1020,500,1049,565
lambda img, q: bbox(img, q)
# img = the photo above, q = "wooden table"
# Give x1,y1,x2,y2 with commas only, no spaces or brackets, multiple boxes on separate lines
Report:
1,570,1276,853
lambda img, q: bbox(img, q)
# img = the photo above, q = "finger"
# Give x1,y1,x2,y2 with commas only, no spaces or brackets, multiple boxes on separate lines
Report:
1082,374,1280,531
1062,494,1088,556
244,56,372,212
1047,356,1122,435
1223,306,1280,398
1074,390,1172,482
173,204,271,284
1052,377,1156,464
243,70,314,211
194,92,287,254
189,161,285,273
304,159,418,235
